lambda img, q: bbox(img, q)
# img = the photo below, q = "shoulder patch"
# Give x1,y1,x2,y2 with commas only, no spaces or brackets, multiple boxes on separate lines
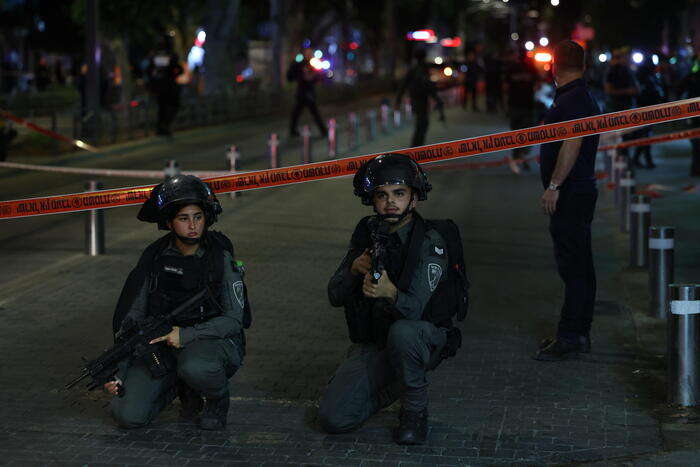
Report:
232,281,245,308
427,263,442,292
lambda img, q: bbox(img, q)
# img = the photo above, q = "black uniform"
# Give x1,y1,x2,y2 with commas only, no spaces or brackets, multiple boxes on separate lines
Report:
632,65,665,168
319,215,448,433
287,60,327,137
110,231,246,428
540,78,600,345
506,58,539,160
395,64,444,148
147,50,183,136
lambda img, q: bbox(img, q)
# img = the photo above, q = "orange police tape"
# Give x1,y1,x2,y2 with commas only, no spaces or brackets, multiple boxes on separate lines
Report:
0,108,99,152
598,127,700,151
2,97,700,220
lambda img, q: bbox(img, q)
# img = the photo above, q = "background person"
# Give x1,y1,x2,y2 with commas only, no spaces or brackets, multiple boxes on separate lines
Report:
536,41,601,361
395,49,445,148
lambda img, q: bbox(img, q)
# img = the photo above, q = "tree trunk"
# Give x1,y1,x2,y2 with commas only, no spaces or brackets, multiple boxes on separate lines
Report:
203,0,240,96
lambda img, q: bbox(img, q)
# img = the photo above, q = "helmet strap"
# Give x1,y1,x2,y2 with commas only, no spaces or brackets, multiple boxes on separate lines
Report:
373,191,416,223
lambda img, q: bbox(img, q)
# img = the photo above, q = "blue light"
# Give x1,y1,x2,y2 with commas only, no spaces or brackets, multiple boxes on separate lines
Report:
347,52,355,60
295,53,303,62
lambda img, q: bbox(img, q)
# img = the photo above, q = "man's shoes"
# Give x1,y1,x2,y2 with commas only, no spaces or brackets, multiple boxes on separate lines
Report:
395,409,428,445
538,335,591,354
534,338,583,361
177,381,203,420
199,395,230,430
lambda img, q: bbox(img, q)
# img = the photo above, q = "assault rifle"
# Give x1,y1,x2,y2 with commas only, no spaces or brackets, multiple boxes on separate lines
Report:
368,217,391,284
66,288,209,394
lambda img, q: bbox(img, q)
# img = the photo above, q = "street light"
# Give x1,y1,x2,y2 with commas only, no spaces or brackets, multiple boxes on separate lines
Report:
598,53,608,63
632,52,644,64
434,57,443,65
551,0,560,5
539,37,549,47
511,32,519,41
525,41,535,51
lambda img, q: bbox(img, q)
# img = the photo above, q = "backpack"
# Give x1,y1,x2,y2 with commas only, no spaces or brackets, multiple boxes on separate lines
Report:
411,216,470,360
422,219,470,326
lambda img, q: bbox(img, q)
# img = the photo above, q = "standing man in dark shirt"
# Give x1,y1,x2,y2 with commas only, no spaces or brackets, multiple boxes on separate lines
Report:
147,35,184,137
632,60,665,169
504,50,540,171
605,49,639,160
535,40,601,361
287,48,327,138
395,49,445,147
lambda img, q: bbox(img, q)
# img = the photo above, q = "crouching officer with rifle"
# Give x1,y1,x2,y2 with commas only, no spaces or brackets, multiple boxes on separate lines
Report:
319,153,469,445
68,175,251,430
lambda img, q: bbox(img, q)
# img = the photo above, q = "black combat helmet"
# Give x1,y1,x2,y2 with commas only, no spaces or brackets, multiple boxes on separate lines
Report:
353,153,431,206
138,175,222,230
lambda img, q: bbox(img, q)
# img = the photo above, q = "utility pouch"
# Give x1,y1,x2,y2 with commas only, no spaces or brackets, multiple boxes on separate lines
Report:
142,344,176,379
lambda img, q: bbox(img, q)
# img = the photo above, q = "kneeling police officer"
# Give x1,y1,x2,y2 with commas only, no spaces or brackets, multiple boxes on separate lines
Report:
319,153,467,445
105,175,250,430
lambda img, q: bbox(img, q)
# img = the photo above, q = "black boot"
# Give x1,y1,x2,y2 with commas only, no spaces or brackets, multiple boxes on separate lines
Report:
395,409,428,445
539,335,591,353
177,381,203,420
534,338,582,361
199,394,230,430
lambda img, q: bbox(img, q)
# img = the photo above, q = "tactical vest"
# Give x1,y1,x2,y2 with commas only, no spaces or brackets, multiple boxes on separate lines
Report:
343,213,469,348
112,230,252,334
146,239,224,327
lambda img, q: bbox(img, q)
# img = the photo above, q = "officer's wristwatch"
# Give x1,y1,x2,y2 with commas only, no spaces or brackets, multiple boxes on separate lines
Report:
547,182,560,191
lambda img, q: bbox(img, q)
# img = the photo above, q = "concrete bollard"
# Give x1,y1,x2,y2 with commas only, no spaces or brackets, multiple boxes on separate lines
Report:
667,284,700,406
226,145,240,199
268,133,279,169
613,151,627,206
85,180,105,256
649,226,675,319
618,170,635,233
393,109,401,129
380,104,389,133
604,149,614,180
366,110,377,141
403,98,412,121
327,118,337,158
629,194,651,267
347,113,359,151
301,125,312,163
164,159,181,180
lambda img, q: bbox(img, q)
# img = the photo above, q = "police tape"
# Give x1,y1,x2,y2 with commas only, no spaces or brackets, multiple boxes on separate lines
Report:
0,160,229,180
0,108,99,152
2,97,700,220
598,127,700,151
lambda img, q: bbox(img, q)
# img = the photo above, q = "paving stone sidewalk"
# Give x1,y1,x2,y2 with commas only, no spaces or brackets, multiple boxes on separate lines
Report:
1,109,695,466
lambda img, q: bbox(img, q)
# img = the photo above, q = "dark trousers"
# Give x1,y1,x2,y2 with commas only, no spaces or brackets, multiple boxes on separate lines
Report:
290,97,327,135
110,338,242,428
690,138,700,176
318,320,446,434
549,189,598,343
462,81,479,111
632,127,654,167
509,107,534,159
155,91,180,136
411,111,429,147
